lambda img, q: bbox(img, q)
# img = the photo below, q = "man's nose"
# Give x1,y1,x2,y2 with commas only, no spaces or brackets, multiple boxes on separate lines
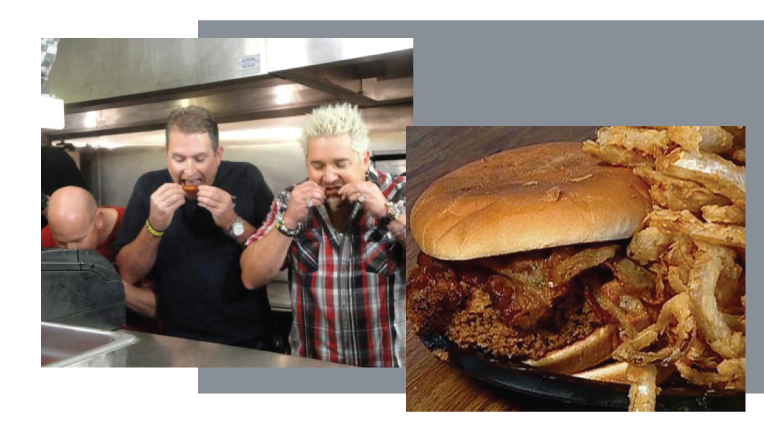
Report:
323,166,339,184
185,159,197,173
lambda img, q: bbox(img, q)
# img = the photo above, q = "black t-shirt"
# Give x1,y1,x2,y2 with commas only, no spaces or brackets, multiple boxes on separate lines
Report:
113,161,275,348
42,147,89,228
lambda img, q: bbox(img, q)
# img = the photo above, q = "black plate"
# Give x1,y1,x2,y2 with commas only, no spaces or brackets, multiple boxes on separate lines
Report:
420,329,745,411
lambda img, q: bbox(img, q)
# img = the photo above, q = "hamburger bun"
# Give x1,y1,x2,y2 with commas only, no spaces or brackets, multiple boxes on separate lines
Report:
573,361,673,386
523,324,621,374
409,142,655,377
411,142,652,260
573,361,632,385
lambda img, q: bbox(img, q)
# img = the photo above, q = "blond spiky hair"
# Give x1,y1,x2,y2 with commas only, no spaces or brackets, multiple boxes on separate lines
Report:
299,103,370,156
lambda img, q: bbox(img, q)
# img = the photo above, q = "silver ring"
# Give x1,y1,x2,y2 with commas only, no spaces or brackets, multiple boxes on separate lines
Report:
306,197,313,208
358,193,367,203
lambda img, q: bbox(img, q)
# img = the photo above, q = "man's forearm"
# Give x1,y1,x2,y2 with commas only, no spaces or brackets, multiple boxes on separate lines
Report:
123,280,158,319
241,229,292,289
116,228,161,283
389,214,407,246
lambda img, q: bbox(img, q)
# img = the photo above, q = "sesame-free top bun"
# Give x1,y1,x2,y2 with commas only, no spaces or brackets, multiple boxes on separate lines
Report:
411,142,652,260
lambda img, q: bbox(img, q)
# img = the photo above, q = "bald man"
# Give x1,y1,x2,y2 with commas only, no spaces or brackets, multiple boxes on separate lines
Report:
41,186,157,321
43,186,123,261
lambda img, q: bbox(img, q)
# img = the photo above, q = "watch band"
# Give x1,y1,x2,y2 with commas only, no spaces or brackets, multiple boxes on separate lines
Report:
227,215,244,238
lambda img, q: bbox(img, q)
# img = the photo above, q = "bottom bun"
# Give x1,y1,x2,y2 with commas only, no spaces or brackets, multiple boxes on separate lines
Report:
523,325,621,374
574,362,632,385
573,361,673,386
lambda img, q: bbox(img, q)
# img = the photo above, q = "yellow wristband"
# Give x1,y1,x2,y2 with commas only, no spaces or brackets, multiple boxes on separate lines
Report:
145,219,165,237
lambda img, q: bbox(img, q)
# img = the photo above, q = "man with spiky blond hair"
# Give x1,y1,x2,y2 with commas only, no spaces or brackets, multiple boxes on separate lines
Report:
241,103,406,367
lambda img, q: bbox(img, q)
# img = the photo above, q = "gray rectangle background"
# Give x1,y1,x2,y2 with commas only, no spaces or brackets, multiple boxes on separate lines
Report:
198,20,762,394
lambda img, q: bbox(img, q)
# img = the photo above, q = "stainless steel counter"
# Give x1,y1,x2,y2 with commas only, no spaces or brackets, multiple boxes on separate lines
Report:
115,330,348,367
266,279,291,313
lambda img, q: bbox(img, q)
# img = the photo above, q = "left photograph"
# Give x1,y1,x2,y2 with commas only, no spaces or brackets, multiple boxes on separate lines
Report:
40,38,411,368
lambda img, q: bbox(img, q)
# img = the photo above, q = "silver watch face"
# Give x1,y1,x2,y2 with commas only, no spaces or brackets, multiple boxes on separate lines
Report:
233,220,245,236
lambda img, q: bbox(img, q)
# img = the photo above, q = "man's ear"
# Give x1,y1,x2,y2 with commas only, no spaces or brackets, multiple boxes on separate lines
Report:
94,210,104,229
216,146,224,166
363,150,371,170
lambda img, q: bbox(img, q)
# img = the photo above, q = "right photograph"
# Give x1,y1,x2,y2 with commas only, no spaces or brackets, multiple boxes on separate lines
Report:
405,126,746,412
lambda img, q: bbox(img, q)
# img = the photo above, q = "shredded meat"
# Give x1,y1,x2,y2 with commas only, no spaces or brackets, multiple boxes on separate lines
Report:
407,244,620,360
469,244,617,329
447,286,601,360
406,253,468,334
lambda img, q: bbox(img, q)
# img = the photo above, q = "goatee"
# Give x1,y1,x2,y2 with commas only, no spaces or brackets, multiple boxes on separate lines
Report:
325,196,349,213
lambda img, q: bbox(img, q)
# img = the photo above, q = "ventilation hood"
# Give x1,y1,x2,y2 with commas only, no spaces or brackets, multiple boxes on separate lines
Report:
47,38,413,140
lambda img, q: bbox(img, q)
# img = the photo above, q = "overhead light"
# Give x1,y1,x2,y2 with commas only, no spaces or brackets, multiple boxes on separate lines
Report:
220,127,302,141
274,85,294,105
93,140,129,150
68,140,89,148
96,136,165,149
41,95,64,130
178,99,191,108
84,111,99,129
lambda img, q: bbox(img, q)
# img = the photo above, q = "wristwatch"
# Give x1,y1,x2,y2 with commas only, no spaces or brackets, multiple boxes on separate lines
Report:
380,200,405,227
275,213,302,237
227,215,245,239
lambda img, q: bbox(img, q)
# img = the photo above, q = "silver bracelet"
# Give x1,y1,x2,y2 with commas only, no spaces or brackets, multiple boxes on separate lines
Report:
390,226,406,238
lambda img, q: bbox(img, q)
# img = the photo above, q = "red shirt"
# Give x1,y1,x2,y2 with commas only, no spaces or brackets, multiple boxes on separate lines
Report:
41,206,126,263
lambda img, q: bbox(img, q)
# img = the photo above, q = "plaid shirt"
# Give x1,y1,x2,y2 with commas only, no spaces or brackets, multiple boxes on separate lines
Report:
245,167,406,367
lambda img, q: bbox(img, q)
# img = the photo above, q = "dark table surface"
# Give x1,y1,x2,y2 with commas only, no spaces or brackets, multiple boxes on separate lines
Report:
405,127,600,411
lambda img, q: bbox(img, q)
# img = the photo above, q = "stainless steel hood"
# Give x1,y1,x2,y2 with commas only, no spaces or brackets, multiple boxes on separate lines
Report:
46,38,413,140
